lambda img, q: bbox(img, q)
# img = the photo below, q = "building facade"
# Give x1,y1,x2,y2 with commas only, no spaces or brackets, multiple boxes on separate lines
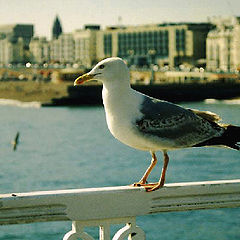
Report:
48,25,100,67
74,25,100,68
0,24,33,47
96,23,212,68
29,37,50,63
58,33,75,63
0,37,24,65
50,38,60,63
50,33,75,63
0,24,34,64
206,16,240,72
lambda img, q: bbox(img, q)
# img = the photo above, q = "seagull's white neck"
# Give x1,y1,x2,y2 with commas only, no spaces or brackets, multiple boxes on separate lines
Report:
102,81,131,106
102,76,131,92
103,76,138,112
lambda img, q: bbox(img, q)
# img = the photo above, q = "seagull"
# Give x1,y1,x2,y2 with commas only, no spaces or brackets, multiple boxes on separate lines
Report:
74,57,240,192
11,131,20,151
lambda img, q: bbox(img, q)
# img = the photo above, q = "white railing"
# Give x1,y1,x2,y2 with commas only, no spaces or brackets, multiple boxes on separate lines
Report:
1,179,240,239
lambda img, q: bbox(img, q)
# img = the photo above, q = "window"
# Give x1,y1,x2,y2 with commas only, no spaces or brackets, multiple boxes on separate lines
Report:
104,34,112,55
176,29,185,51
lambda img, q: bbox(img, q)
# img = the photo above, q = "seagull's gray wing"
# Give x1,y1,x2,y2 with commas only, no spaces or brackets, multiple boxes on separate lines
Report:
135,96,223,147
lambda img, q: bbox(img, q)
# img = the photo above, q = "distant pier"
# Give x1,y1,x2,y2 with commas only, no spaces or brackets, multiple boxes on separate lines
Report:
44,81,240,106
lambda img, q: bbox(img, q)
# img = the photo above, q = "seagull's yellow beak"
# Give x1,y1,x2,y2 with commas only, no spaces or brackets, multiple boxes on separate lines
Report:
74,73,95,86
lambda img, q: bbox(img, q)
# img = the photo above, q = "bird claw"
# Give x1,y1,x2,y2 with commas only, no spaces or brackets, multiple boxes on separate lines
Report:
132,182,146,187
132,182,164,192
132,183,142,187
132,182,163,191
132,180,151,187
145,178,166,192
144,183,163,192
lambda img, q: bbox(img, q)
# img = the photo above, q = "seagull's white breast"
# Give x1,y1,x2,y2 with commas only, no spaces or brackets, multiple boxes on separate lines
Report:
102,87,149,150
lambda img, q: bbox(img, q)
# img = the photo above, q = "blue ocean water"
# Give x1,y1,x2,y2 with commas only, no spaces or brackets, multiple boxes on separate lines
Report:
0,100,240,239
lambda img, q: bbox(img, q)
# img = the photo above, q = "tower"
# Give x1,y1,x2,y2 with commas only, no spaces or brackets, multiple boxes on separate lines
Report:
52,15,63,40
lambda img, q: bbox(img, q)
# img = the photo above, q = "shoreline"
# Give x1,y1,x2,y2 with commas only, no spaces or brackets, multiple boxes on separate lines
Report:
0,81,71,104
0,81,240,107
0,98,41,108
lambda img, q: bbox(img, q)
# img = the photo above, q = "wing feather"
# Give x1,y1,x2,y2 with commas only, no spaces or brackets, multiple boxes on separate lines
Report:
188,108,221,122
136,97,223,147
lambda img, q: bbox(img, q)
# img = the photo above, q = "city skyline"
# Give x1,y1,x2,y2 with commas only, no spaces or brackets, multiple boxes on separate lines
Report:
0,0,239,39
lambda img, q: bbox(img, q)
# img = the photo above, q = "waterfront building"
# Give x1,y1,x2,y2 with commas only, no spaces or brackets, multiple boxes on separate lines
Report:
29,37,50,64
52,15,63,40
74,25,100,68
0,24,33,65
50,33,75,64
0,37,24,65
58,33,75,63
206,16,240,72
96,23,212,68
50,38,60,63
49,25,100,66
0,24,33,47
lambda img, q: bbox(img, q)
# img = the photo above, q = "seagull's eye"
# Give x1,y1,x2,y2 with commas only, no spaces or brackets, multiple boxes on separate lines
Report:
99,64,105,69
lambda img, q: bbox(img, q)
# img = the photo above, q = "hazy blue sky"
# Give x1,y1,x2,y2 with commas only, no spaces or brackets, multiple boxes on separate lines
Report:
0,0,239,39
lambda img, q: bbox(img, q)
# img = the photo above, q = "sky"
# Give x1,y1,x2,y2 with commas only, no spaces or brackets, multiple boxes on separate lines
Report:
0,0,239,39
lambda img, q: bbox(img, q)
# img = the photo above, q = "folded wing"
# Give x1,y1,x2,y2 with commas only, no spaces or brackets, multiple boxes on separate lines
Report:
136,96,224,148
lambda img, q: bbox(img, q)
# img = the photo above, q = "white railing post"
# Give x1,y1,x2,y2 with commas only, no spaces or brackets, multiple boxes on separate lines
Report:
99,222,111,240
63,221,94,240
63,217,146,240
112,218,146,240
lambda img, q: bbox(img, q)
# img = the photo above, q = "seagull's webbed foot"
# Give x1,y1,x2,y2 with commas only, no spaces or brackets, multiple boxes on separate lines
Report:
132,181,154,187
144,182,164,192
132,180,148,187
132,182,163,191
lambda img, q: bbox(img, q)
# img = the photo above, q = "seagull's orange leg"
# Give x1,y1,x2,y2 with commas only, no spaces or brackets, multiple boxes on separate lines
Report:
145,151,169,192
133,151,157,186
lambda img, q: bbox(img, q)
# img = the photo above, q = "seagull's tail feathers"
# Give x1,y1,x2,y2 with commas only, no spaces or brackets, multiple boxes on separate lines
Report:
222,125,240,150
194,124,240,150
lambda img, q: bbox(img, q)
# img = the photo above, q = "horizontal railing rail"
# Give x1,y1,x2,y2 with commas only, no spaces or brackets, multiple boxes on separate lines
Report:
1,179,240,239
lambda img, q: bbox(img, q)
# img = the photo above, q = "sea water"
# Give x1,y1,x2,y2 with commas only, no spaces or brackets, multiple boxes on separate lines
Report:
0,100,240,239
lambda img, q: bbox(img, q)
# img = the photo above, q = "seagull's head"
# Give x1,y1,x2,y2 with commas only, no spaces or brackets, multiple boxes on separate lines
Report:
74,57,130,87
